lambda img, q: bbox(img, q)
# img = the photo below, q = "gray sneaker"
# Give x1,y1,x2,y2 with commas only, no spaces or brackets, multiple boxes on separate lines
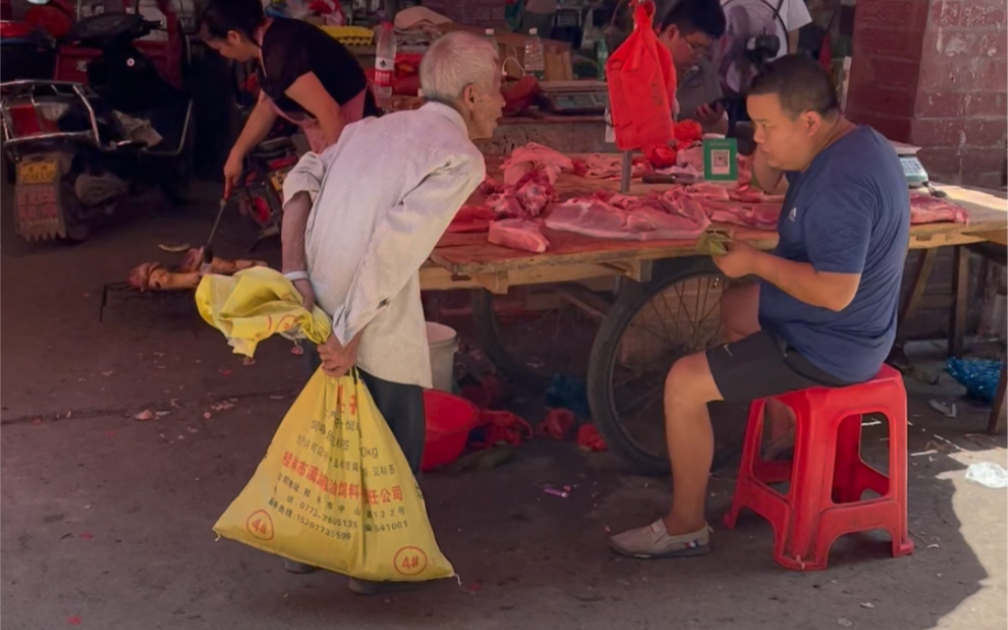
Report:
347,577,425,596
283,560,318,574
610,520,711,559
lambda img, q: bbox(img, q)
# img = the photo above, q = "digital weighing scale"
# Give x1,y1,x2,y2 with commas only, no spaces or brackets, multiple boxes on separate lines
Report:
890,140,930,188
537,80,609,115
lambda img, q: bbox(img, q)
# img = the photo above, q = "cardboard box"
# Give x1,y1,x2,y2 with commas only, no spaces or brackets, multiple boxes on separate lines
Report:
438,23,573,81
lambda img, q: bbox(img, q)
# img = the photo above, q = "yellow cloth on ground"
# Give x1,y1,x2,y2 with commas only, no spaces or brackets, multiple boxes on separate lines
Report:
195,266,332,356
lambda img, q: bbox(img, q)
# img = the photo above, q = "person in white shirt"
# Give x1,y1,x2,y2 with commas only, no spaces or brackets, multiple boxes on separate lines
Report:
721,0,811,59
775,0,811,56
277,30,505,593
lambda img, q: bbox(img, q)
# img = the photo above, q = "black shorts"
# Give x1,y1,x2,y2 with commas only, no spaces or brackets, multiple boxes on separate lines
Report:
706,329,853,403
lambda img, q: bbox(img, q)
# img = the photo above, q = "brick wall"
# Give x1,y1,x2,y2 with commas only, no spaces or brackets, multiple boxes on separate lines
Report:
846,0,1007,188
423,0,506,29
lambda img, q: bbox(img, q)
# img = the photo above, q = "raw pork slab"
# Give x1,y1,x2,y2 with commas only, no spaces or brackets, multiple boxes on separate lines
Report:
909,192,970,224
485,169,558,219
545,198,709,241
488,218,550,253
501,142,574,185
688,182,731,201
729,184,785,203
576,154,652,179
705,201,781,229
447,205,497,233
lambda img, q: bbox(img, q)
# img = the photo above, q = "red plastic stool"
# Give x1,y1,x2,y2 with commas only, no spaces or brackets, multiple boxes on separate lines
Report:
723,364,915,570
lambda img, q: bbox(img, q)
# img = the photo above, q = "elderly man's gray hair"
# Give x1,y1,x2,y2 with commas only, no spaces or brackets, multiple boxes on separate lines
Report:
419,31,499,103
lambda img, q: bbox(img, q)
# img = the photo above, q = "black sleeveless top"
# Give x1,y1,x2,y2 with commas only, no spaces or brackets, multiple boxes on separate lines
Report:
257,18,379,117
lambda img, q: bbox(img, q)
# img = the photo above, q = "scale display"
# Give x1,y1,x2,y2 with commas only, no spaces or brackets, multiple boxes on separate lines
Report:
540,92,609,115
900,155,929,188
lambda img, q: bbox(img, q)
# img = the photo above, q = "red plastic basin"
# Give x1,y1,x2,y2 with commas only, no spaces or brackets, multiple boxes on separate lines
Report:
421,390,478,471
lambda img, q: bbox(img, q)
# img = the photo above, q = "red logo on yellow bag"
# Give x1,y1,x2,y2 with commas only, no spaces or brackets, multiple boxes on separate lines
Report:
246,510,275,541
393,546,428,576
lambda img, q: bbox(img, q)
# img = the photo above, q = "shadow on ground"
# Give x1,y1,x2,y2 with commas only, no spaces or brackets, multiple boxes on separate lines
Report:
1,174,1005,630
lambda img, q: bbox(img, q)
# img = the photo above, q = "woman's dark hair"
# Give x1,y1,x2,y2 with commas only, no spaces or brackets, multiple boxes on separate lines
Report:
198,0,264,41
750,54,840,118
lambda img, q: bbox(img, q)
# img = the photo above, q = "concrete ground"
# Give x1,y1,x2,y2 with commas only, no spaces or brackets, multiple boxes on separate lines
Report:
2,183,1006,630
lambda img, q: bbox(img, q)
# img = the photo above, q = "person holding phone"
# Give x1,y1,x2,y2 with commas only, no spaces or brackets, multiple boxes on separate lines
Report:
656,0,729,134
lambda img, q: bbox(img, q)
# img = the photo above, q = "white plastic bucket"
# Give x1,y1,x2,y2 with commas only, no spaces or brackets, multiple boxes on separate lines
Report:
425,321,458,392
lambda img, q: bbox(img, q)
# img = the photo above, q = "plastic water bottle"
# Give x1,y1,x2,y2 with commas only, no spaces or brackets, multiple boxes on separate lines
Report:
374,21,396,100
524,27,545,79
596,37,608,81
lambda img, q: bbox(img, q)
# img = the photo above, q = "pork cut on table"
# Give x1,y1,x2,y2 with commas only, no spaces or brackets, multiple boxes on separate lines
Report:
447,205,498,233
485,168,558,219
676,144,704,172
545,196,710,241
478,177,504,195
688,182,731,201
574,154,653,179
729,184,785,203
485,191,526,217
705,201,781,230
909,192,970,224
501,142,575,186
488,218,551,253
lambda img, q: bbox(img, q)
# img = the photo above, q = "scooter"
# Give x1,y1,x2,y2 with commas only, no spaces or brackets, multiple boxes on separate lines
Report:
0,6,192,243
230,64,299,251
234,131,299,251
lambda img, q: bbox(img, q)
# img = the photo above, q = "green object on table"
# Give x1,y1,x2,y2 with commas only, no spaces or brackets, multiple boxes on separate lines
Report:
703,137,738,182
695,230,730,256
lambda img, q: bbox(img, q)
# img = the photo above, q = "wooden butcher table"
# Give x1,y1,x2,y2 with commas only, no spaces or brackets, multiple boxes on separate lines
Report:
419,166,1008,472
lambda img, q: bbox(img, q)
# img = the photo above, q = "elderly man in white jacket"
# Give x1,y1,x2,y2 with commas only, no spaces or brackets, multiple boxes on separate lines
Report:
277,31,504,593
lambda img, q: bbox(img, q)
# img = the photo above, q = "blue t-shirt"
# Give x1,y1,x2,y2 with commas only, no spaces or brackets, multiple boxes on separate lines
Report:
758,126,910,383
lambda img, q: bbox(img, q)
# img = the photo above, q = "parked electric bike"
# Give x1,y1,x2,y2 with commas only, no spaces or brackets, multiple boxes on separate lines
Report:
0,7,192,242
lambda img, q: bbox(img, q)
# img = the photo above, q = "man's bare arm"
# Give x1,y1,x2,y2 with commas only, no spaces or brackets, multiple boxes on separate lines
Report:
752,150,788,195
281,191,311,274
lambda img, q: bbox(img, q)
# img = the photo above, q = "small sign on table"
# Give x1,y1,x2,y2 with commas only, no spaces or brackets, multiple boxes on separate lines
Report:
703,137,738,182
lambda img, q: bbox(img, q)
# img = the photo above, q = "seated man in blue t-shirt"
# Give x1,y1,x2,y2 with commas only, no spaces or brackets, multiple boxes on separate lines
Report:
611,55,910,559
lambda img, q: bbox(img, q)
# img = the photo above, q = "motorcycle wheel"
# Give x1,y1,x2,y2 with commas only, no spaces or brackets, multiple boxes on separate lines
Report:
60,178,91,244
4,151,16,184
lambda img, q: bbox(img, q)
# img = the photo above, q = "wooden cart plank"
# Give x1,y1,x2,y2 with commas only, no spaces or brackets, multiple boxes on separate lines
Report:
420,259,625,292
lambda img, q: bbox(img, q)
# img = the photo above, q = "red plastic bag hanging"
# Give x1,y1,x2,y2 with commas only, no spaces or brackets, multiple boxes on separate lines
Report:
605,0,678,151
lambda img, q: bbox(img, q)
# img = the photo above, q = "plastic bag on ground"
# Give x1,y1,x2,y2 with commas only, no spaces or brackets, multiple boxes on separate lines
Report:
605,0,677,151
964,462,1008,489
197,268,454,581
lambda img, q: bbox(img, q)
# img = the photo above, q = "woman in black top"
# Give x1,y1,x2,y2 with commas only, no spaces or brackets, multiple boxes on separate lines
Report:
199,0,379,196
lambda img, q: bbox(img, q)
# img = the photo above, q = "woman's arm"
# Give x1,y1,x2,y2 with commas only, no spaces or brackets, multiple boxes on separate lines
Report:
231,92,278,161
285,72,345,147
788,29,801,54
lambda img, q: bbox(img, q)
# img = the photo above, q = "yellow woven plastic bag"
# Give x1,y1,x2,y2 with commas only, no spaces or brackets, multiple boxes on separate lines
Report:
196,268,454,582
